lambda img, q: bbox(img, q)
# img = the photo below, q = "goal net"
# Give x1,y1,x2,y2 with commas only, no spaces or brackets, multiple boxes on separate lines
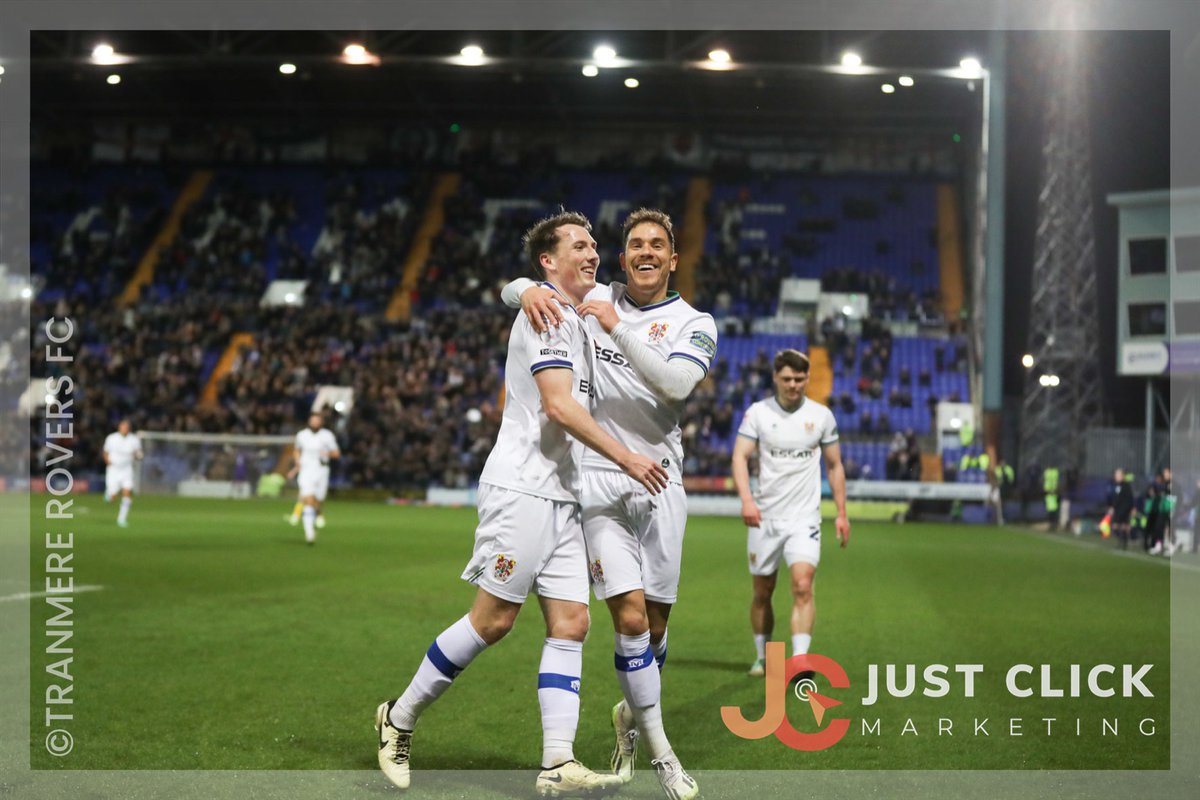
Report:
137,431,295,499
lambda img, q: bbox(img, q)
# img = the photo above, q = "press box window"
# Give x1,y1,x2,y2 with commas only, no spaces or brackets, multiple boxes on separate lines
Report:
1128,303,1167,336
1175,301,1200,336
1175,234,1200,273
1128,238,1167,275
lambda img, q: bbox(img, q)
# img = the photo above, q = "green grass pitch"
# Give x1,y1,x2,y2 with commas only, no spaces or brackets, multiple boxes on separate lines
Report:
28,495,1169,771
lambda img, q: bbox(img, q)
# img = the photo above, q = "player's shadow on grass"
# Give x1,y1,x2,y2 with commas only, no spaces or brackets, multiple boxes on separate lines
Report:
663,656,748,673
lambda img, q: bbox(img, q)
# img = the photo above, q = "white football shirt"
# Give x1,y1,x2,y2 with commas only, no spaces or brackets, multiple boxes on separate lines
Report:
737,396,839,523
580,282,718,483
103,432,142,469
294,428,339,473
479,284,593,503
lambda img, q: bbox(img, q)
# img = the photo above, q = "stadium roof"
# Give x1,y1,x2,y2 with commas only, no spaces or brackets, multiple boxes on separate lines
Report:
31,30,989,134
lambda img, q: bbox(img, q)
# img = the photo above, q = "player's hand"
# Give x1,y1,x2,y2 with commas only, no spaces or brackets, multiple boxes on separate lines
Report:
836,513,851,548
741,501,762,528
576,300,620,333
521,286,564,334
286,467,298,480
620,452,670,495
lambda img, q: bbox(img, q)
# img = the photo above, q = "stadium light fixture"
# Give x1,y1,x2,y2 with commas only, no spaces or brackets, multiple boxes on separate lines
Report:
106,74,121,85
334,401,348,413
91,42,130,66
278,63,297,75
457,44,486,66
708,49,731,63
898,75,914,87
19,286,33,299
0,65,5,75
284,292,297,304
624,77,639,88
594,45,618,67
1021,354,1035,368
581,64,599,77
341,43,380,66
841,51,862,68
958,56,983,79
881,83,896,94
841,305,854,315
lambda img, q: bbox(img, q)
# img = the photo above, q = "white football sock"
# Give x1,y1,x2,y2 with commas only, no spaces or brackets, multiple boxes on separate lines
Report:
651,628,668,670
615,631,672,760
302,506,316,542
117,496,131,523
792,633,812,657
390,614,489,730
538,638,582,768
754,634,767,661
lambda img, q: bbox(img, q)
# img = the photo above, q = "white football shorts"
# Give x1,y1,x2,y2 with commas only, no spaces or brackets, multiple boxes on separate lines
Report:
582,470,688,604
298,469,330,501
461,483,588,605
105,467,134,497
747,518,822,575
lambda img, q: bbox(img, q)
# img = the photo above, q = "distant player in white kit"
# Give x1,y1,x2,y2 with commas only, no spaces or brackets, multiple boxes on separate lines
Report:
103,419,142,528
287,413,340,545
376,211,668,796
504,208,716,799
731,349,850,677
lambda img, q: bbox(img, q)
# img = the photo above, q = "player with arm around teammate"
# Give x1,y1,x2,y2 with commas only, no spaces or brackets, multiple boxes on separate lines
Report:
375,211,668,796
730,349,850,677
103,419,143,527
286,413,340,545
502,208,715,800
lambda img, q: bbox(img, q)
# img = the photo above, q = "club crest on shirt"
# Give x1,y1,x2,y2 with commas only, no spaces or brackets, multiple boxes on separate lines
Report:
648,322,669,343
805,421,815,433
493,554,516,582
590,559,605,583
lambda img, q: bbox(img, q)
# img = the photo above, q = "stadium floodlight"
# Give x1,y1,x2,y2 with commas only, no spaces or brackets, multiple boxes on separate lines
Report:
581,64,599,77
106,74,121,85
0,65,5,75
881,83,896,94
841,51,862,68
1048,375,1061,387
708,49,731,63
594,45,617,66
19,286,33,299
624,77,639,88
284,292,297,304
958,56,983,78
341,43,380,66
278,63,297,75
1021,353,1035,368
841,305,854,315
1038,373,1061,388
91,43,130,66
898,75,915,87
458,44,485,66
334,400,348,413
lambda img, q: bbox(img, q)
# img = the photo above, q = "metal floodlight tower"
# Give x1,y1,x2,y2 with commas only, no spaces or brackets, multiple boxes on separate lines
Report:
1019,34,1108,477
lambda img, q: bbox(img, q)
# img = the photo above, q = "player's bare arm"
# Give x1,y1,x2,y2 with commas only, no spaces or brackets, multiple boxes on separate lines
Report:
823,442,851,548
533,367,668,494
731,435,762,527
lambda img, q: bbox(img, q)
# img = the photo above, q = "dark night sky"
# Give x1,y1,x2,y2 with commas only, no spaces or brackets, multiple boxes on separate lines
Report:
1002,30,1170,426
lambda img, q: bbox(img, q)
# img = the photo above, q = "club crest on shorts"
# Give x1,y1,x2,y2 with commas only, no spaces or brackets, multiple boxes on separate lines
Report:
749,552,757,566
493,554,516,582
590,559,605,583
648,322,669,343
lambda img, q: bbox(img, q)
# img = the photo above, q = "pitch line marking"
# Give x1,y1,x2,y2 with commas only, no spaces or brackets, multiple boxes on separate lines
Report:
0,585,105,603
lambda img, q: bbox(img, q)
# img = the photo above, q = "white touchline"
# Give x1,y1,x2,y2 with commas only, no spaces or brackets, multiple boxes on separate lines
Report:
0,585,105,603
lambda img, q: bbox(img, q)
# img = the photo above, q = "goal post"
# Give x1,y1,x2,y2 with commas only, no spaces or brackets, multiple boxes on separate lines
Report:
136,431,295,499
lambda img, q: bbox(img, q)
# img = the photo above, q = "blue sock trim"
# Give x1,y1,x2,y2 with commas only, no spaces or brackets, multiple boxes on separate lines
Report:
537,672,581,693
426,640,463,679
614,648,655,672
654,649,667,670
